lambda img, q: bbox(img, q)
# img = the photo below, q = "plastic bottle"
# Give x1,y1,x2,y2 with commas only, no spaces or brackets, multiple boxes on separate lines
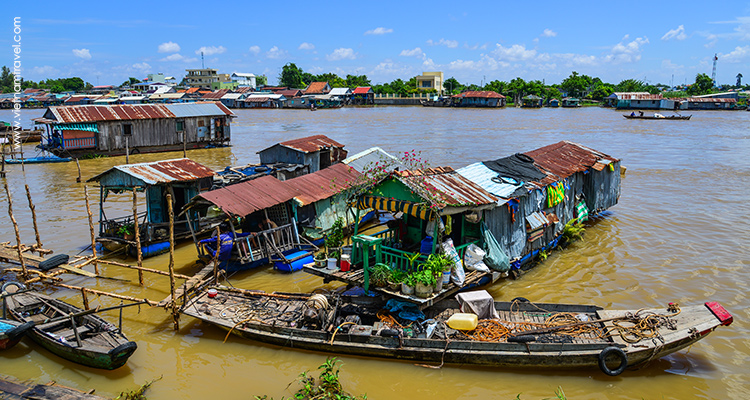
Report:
446,313,478,330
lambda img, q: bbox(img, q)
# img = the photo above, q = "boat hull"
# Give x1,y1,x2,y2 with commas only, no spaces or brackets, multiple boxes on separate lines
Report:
0,319,33,350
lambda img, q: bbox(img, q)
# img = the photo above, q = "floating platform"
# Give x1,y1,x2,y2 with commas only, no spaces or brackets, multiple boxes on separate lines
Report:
0,374,107,400
4,156,72,164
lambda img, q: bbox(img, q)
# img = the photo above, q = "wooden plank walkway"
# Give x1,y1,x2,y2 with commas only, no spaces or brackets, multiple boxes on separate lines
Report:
0,245,43,268
0,374,108,400
303,264,497,310
158,261,216,307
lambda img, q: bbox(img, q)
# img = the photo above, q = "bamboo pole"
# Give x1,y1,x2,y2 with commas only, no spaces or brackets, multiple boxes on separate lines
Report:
166,193,178,330
132,189,144,285
52,282,159,307
75,158,82,183
25,185,43,250
83,185,99,274
4,181,27,280
81,288,89,310
213,226,220,284
1,144,6,178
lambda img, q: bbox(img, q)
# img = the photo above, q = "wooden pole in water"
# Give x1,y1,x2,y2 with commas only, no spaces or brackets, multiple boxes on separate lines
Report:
4,181,28,280
83,185,99,274
53,282,159,306
81,288,89,310
132,189,144,285
166,193,179,330
75,158,82,183
213,226,220,284
1,144,6,178
25,185,43,251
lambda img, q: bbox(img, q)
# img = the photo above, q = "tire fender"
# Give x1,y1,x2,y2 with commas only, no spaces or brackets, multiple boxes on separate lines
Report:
598,346,628,376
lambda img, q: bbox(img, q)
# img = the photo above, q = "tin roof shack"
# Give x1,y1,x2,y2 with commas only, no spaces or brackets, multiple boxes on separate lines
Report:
561,97,581,107
87,158,219,258
605,92,663,109
457,141,621,275
521,95,543,108
352,87,374,105
35,103,234,158
452,91,506,107
257,135,347,174
349,166,498,281
680,96,740,110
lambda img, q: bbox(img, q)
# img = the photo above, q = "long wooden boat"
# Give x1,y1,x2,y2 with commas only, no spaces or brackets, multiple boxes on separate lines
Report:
4,291,137,369
623,114,691,120
182,287,732,375
0,318,34,350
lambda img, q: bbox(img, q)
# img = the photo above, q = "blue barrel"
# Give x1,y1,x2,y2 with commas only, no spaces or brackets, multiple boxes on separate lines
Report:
420,236,434,254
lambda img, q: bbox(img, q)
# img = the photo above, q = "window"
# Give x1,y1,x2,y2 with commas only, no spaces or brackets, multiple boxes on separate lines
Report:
176,120,184,132
122,123,132,136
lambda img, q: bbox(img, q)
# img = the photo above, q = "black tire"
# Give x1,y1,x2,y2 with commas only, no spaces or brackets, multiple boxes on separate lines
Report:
38,254,70,271
508,335,536,343
130,148,140,155
511,296,530,303
598,346,628,376
1,281,26,294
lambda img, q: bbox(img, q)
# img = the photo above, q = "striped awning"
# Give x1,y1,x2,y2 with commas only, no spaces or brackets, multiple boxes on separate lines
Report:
356,196,432,220
54,123,99,132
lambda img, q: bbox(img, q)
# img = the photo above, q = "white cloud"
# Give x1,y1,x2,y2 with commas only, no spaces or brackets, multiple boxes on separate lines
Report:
399,47,425,58
542,29,557,37
29,65,60,77
248,45,261,55
364,27,393,35
132,62,151,71
195,46,226,56
427,38,458,48
326,48,357,61
661,25,687,41
298,42,315,50
266,46,288,59
490,44,537,61
161,53,184,61
603,35,649,64
158,41,180,53
722,45,750,62
72,48,91,60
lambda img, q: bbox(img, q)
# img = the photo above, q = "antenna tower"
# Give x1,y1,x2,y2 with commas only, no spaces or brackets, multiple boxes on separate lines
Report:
201,51,205,69
711,54,718,87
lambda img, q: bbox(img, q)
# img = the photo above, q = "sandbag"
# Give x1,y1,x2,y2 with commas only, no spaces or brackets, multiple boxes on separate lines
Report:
463,243,490,273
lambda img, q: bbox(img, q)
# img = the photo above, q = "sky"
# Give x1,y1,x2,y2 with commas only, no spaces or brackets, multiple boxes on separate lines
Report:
5,1,750,88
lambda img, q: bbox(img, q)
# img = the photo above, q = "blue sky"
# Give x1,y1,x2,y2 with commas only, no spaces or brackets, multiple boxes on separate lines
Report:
6,1,750,87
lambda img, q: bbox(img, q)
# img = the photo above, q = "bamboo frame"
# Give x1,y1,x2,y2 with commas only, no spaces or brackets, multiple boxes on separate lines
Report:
25,184,43,250
83,185,99,274
4,181,27,279
166,193,179,330
132,189,144,285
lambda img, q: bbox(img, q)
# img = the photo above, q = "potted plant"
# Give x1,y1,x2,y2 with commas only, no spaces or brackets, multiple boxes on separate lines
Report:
368,263,391,288
414,268,436,298
314,251,327,268
388,269,407,291
117,224,134,241
325,218,345,260
426,253,451,292
401,272,416,296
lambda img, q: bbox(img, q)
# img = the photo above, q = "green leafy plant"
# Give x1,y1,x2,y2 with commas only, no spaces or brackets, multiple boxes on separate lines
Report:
117,223,133,237
539,250,548,261
404,272,417,287
562,220,585,242
368,263,391,287
324,218,345,249
116,376,162,400
255,357,366,400
389,268,407,284
425,253,451,278
413,268,436,286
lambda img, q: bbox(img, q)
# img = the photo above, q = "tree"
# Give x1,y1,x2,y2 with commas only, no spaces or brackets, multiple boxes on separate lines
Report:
545,87,562,101
615,79,648,93
443,77,464,94
256,75,268,87
524,80,545,97
279,63,304,88
0,66,13,93
506,77,526,104
560,71,593,98
687,73,713,95
345,74,370,88
314,73,346,88
737,73,743,88
483,80,507,94
120,77,141,88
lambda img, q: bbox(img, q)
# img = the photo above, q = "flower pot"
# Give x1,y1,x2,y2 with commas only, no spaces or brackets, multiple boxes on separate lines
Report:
434,277,443,293
415,282,432,298
123,233,135,241
388,282,400,291
401,283,415,296
315,258,327,268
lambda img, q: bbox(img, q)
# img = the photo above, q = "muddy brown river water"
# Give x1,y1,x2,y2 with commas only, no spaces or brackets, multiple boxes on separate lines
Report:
1,106,748,399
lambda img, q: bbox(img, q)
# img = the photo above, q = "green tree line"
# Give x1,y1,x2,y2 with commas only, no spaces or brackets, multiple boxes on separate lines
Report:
0,66,92,93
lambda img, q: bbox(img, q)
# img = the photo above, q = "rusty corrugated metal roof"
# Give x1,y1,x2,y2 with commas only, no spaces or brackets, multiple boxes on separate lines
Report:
524,141,619,185
277,135,345,153
304,82,330,94
352,87,373,94
684,97,737,103
396,166,499,211
46,103,233,123
288,163,360,206
198,175,298,217
88,158,215,185
453,91,505,99
616,93,663,100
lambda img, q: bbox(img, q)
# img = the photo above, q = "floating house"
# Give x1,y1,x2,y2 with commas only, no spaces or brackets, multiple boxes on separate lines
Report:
352,87,375,105
456,141,621,275
257,135,347,174
521,95,543,108
605,92,663,109
87,158,220,258
452,91,506,107
304,82,331,96
561,97,581,107
34,102,234,157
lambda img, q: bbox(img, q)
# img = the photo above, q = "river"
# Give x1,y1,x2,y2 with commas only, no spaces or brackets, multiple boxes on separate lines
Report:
1,106,748,399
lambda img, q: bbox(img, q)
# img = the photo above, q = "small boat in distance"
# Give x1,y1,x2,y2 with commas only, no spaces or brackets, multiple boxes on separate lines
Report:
0,318,34,350
182,287,732,376
623,112,691,120
4,290,137,369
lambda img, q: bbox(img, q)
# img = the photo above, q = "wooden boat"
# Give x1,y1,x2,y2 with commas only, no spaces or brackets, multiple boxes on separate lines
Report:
4,155,72,164
182,287,732,375
3,291,137,369
0,318,34,350
623,114,691,120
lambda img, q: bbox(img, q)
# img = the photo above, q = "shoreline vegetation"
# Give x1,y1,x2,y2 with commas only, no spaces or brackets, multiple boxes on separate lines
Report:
2,63,747,106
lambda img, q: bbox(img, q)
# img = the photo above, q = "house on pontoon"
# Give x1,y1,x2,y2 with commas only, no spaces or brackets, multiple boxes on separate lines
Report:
87,158,220,258
257,135,348,174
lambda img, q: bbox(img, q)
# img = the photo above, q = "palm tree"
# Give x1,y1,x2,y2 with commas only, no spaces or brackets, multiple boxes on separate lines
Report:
737,73,743,88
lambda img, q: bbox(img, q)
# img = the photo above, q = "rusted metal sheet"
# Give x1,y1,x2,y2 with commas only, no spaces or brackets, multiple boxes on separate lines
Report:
199,175,298,217
47,103,233,123
616,93,663,100
288,163,360,206
524,141,619,185
88,158,215,185
279,135,345,153
453,91,505,99
396,166,499,209
684,98,737,103
304,82,329,94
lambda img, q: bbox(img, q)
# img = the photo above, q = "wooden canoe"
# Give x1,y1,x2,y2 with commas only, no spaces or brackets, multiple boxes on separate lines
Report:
0,318,34,350
182,287,732,375
3,291,137,369
623,114,692,120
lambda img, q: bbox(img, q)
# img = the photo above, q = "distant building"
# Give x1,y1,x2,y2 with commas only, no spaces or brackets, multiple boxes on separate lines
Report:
304,82,331,95
147,73,167,83
416,72,444,94
257,134,347,173
210,81,240,91
185,68,219,89
231,73,257,88
452,91,505,107
352,87,374,105
605,92,663,109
